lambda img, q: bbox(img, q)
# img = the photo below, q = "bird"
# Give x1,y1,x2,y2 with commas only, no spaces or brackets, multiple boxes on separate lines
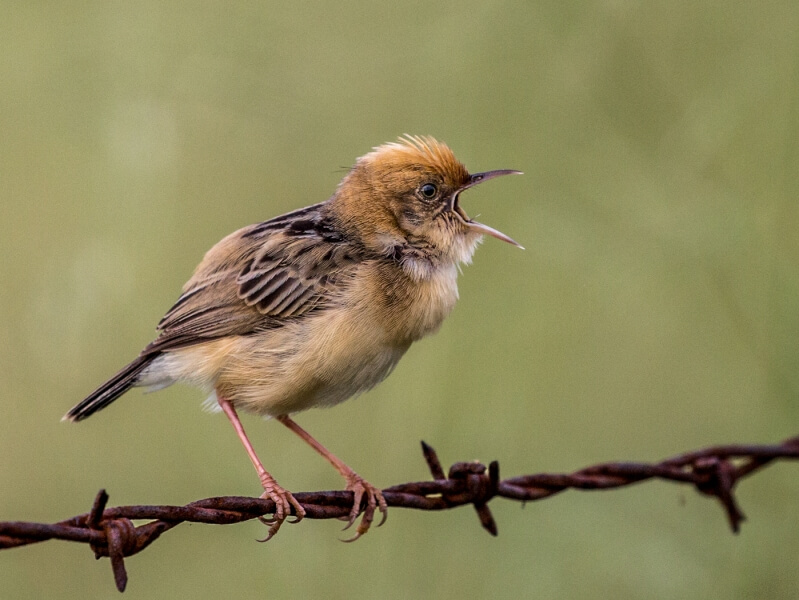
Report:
64,135,522,541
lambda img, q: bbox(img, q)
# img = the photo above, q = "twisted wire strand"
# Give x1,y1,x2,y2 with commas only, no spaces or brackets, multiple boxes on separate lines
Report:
3,436,799,592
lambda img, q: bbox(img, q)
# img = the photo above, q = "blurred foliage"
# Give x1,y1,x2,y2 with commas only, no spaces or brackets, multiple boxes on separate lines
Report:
1,1,798,599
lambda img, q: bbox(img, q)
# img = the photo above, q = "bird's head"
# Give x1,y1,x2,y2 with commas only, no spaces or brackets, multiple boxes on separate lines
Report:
329,135,522,274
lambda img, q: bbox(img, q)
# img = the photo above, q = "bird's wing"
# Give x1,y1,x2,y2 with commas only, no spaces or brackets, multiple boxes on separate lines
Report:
143,204,358,354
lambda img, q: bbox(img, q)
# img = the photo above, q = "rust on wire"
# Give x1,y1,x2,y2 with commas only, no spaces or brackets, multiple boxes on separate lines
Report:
2,435,799,592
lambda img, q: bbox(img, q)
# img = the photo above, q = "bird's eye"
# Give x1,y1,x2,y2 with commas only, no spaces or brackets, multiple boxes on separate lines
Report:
419,183,438,199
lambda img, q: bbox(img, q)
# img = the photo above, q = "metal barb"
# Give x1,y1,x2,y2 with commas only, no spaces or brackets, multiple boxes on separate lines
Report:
421,440,446,480
88,489,109,530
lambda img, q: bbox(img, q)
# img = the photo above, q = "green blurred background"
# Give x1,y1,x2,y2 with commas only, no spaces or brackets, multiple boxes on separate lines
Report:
2,2,799,598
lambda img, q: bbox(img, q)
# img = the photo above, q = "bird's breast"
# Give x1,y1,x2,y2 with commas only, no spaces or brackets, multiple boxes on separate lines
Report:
362,260,460,343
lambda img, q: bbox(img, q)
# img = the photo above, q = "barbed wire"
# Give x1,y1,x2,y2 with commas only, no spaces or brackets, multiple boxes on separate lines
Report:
3,435,799,592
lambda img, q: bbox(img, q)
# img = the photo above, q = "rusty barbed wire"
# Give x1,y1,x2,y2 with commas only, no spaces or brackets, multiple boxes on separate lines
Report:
3,435,799,592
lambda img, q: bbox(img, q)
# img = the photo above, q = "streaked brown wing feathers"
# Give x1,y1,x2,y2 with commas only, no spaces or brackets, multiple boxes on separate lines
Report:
145,215,356,354
236,234,354,316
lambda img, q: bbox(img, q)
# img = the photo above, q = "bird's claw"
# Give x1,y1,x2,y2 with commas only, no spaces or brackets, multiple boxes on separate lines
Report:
256,478,306,542
340,473,387,542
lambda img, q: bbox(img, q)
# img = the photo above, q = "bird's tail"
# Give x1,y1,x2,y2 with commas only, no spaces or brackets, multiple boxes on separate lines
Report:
63,354,157,422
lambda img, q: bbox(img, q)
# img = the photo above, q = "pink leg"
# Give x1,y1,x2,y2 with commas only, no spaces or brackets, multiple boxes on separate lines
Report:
277,415,387,541
218,396,305,540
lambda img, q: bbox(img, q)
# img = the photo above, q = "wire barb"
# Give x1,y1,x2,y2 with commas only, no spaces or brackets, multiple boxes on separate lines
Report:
3,435,799,592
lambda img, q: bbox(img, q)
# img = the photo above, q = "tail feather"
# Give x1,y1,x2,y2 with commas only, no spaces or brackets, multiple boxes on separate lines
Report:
64,354,158,422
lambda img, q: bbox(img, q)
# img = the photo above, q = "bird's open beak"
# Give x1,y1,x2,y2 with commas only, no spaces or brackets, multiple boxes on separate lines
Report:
451,170,524,248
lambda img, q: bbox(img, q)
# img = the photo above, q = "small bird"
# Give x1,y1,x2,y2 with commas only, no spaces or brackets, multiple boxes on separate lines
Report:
65,135,522,540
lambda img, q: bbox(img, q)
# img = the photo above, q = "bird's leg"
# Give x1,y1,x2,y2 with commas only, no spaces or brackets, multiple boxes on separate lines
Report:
217,395,305,541
276,415,387,541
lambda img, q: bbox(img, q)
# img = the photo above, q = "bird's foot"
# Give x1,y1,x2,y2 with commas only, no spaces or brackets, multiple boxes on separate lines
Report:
256,472,306,542
340,473,387,542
